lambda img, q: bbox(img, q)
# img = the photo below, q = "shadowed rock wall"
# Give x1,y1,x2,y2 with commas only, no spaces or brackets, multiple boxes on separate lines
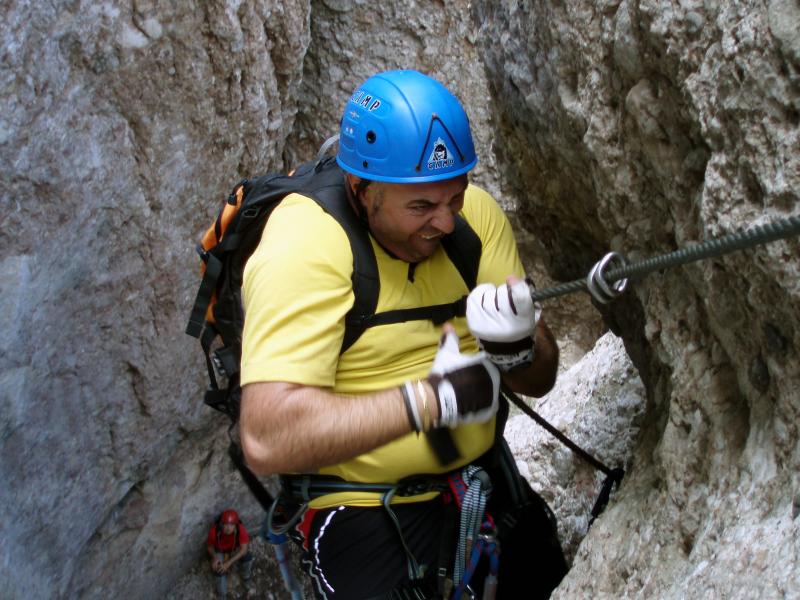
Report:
473,1,800,597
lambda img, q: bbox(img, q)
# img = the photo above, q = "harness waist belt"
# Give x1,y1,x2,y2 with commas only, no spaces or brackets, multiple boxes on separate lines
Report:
281,474,449,503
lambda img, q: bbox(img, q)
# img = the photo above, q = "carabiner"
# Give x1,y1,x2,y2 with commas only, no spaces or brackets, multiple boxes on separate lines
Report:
586,251,629,304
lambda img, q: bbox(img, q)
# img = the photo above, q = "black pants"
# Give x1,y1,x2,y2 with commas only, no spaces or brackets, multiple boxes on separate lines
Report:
286,448,567,599
291,499,444,600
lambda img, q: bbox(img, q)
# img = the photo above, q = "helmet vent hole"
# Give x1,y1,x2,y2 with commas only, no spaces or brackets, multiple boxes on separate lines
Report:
363,160,369,168
366,131,377,144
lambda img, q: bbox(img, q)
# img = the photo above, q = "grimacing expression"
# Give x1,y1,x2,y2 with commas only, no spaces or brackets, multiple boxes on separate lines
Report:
351,175,468,263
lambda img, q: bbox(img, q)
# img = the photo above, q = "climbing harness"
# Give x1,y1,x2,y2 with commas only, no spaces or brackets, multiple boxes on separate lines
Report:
528,215,800,304
266,474,452,590
264,393,615,599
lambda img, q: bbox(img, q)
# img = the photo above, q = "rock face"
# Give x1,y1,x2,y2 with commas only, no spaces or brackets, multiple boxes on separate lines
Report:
1,2,310,598
473,1,800,598
1,0,798,599
505,332,646,563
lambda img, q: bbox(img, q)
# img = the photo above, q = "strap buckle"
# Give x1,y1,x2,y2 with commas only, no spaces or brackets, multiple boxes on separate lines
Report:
211,346,238,380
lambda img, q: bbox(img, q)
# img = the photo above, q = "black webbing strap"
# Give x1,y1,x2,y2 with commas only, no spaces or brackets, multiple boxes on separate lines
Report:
441,214,481,291
502,387,616,476
309,180,381,355
200,326,218,391
216,231,243,252
425,428,461,466
204,389,228,413
356,296,468,329
228,441,275,510
213,346,239,379
186,251,223,338
437,500,459,598
589,467,625,527
502,386,625,523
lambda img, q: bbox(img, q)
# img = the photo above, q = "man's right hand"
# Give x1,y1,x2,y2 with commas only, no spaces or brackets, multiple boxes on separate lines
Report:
427,327,501,428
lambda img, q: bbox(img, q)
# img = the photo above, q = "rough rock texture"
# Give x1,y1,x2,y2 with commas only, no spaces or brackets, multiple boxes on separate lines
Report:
1,1,310,598
473,0,800,598
2,0,798,599
284,0,496,195
167,534,315,600
506,332,646,562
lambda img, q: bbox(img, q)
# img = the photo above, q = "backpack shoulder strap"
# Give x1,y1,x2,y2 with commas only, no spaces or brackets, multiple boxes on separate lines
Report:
357,215,482,332
213,516,222,548
441,214,482,291
300,160,381,355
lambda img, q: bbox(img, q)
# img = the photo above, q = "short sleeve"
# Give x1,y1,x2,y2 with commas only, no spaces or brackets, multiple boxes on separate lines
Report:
240,194,355,387
237,524,250,545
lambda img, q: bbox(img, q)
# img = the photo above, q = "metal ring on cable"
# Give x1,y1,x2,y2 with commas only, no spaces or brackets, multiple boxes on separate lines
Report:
586,252,629,304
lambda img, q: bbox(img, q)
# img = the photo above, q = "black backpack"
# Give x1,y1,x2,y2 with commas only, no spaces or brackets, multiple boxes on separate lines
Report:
185,155,482,507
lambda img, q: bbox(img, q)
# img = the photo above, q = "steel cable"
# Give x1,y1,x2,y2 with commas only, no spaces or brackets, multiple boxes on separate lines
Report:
528,214,800,304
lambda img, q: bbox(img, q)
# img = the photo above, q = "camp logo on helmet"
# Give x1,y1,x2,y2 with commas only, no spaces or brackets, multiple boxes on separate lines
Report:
350,90,382,111
426,137,455,171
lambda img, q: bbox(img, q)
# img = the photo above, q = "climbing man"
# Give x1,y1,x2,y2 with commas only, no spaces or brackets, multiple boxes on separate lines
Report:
206,509,254,599
239,69,560,598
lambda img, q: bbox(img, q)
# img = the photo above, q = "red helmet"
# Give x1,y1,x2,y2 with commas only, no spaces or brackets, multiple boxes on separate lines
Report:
220,509,239,525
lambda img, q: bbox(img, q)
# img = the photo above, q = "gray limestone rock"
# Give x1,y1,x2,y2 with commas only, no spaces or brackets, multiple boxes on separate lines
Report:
505,332,646,563
474,1,800,598
2,0,798,598
1,1,309,597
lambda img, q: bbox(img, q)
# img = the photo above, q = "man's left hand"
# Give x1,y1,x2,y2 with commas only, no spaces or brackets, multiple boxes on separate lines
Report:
466,277,542,372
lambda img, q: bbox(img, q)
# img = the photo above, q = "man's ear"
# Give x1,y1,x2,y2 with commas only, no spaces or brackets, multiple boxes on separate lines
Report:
345,173,361,197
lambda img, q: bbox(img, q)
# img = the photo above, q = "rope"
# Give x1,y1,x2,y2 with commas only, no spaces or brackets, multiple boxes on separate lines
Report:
528,214,800,304
449,466,494,595
456,536,500,600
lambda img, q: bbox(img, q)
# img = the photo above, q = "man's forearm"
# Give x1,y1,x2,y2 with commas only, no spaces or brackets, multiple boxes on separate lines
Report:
501,318,559,397
240,381,416,475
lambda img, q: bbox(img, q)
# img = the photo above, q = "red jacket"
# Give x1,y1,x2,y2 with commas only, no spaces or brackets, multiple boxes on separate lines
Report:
207,522,250,553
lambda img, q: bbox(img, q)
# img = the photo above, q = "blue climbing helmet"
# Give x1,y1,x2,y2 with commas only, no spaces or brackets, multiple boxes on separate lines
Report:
336,70,478,183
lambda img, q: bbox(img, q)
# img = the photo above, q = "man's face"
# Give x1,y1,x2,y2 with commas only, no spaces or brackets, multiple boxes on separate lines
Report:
350,174,468,263
222,522,236,535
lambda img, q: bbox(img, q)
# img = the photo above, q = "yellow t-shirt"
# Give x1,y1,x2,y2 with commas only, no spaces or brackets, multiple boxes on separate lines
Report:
241,183,524,508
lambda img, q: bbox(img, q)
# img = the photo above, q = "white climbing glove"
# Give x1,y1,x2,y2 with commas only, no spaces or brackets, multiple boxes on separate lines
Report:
428,329,501,429
466,279,542,372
